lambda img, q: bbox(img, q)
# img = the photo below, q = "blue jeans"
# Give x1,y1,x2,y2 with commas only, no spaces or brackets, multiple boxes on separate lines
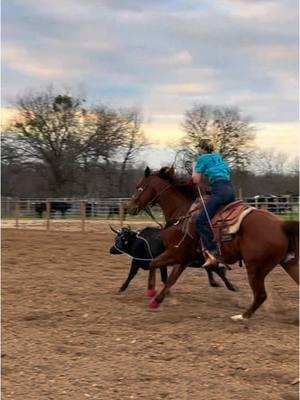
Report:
196,180,235,251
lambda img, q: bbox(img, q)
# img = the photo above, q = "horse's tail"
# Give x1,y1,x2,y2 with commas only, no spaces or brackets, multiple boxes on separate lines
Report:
281,221,299,259
281,221,299,238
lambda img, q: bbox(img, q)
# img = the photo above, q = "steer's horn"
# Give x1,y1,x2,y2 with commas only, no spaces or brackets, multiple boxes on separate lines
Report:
109,224,120,234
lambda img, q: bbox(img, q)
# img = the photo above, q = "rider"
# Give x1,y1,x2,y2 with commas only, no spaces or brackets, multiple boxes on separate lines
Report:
192,139,235,267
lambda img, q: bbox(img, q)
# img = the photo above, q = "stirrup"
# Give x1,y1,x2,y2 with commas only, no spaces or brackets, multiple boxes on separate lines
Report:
202,250,218,268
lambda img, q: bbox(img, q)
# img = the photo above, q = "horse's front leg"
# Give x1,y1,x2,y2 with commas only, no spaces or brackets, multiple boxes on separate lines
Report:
147,268,157,297
149,264,187,309
147,251,175,297
149,250,177,270
146,250,178,308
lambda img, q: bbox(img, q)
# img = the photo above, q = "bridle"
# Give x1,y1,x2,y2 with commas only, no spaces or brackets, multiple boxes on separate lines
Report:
131,178,172,214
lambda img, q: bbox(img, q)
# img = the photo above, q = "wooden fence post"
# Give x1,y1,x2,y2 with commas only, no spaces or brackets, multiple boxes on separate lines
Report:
80,202,86,232
5,198,10,218
46,201,51,231
119,203,125,227
15,201,20,228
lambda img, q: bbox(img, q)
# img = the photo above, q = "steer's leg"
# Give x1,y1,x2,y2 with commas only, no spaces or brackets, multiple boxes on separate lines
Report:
118,263,139,293
160,267,168,284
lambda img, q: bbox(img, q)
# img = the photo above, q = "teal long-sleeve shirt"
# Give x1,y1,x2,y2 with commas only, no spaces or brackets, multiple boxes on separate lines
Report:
195,153,231,184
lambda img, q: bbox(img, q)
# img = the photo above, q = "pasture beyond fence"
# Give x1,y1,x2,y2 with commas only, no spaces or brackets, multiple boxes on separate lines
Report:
1,196,299,232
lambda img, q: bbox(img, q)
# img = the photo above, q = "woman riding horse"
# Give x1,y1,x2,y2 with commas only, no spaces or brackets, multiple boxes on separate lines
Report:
126,163,298,318
192,139,235,267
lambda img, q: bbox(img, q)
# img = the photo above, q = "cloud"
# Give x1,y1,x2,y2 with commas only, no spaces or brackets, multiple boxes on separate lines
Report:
3,46,70,79
2,0,298,138
157,50,193,66
255,122,299,157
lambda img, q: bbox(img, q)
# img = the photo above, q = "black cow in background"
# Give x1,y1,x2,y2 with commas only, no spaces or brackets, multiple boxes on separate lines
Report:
84,203,119,219
252,194,277,212
109,226,237,293
107,205,120,219
34,202,72,218
85,202,96,218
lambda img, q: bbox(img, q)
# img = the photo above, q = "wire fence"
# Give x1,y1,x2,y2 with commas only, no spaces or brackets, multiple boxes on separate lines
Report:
1,196,299,232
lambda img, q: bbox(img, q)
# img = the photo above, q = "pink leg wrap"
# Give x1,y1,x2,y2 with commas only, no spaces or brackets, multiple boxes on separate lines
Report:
147,289,157,298
149,299,161,309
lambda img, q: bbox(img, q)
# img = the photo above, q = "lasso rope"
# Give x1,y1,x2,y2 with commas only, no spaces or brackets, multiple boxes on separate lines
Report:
197,186,222,255
113,231,155,261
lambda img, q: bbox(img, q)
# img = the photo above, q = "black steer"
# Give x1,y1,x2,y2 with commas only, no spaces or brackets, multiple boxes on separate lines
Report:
110,227,168,293
110,226,236,293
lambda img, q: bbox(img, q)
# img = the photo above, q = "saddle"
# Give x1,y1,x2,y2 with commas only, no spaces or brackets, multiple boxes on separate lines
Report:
212,200,254,242
189,199,254,243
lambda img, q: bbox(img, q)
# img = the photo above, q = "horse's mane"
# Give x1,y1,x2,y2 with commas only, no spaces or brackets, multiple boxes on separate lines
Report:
154,167,198,201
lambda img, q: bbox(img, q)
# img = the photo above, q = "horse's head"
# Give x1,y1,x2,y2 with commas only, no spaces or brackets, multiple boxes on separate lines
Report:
126,166,175,215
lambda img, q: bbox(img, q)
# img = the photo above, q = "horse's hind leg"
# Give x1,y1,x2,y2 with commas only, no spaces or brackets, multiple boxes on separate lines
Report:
280,261,299,284
232,263,274,321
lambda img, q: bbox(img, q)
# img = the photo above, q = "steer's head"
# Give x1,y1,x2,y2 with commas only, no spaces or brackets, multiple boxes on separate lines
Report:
109,225,138,255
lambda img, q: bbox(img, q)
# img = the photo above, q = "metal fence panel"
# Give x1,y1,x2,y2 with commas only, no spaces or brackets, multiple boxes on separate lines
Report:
1,196,298,232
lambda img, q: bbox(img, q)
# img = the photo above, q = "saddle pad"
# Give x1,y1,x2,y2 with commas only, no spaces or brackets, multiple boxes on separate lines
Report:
223,207,255,235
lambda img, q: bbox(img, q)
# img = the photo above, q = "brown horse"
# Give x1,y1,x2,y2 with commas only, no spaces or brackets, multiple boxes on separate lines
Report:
126,166,299,320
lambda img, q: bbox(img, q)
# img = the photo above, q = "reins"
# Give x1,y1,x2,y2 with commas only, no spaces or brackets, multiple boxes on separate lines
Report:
132,181,172,228
144,206,163,228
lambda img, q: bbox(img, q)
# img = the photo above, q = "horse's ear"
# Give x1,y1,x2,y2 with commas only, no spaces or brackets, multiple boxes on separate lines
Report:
144,166,151,177
159,166,174,179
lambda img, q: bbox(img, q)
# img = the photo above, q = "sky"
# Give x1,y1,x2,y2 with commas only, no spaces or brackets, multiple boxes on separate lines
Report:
2,0,299,166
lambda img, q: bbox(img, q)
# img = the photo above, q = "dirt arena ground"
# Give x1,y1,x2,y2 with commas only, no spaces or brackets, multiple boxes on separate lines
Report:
2,227,299,400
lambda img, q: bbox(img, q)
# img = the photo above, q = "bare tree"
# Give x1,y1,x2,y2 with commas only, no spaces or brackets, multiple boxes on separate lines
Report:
181,104,255,170
250,149,290,175
287,156,299,176
79,106,147,195
6,88,86,195
1,134,24,166
118,109,147,193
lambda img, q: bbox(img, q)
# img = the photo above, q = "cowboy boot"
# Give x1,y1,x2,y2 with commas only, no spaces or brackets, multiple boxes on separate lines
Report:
202,249,219,267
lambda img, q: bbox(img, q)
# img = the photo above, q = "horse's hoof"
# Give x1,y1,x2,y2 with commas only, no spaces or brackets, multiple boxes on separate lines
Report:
147,289,157,298
231,314,247,321
149,299,161,309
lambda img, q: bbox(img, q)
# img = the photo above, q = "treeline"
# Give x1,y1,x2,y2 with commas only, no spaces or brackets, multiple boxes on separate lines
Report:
2,88,299,198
